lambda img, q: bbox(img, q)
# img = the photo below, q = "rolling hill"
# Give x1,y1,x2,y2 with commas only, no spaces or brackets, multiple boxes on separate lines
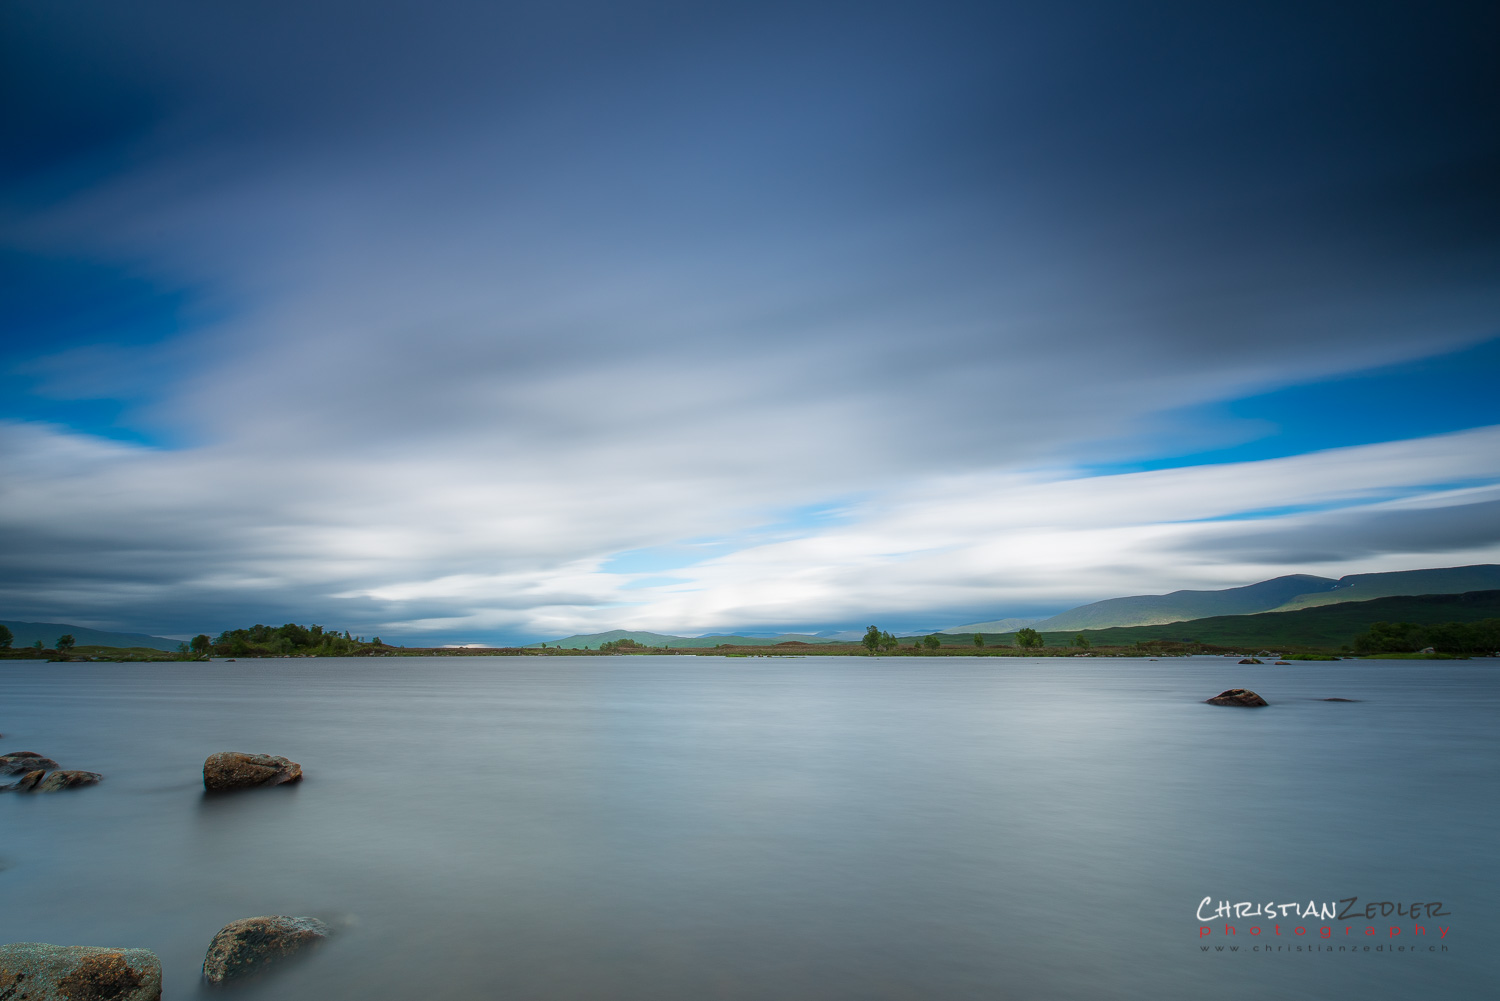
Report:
1266,565,1500,612
938,617,1042,634
1032,574,1338,631
1057,589,1500,650
1,620,183,652
955,564,1500,633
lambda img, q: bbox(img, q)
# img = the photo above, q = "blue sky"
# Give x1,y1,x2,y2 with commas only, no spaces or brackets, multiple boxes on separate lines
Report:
1084,336,1500,474
2,0,1498,643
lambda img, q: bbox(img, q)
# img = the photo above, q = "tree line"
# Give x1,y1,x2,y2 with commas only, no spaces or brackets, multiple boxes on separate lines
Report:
861,625,1090,654
0,627,78,654
1352,619,1500,655
206,623,386,657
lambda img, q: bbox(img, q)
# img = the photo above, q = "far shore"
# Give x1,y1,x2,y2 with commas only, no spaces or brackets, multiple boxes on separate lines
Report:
5,642,1474,663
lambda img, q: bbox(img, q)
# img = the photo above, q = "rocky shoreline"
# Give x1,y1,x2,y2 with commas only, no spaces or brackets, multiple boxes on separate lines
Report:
1,751,101,793
2,748,318,995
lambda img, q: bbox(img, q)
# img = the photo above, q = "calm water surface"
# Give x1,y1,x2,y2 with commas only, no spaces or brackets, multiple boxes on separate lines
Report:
3,656,1496,999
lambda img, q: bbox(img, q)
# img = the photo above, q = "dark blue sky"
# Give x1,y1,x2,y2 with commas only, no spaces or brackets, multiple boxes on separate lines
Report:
2,0,1498,642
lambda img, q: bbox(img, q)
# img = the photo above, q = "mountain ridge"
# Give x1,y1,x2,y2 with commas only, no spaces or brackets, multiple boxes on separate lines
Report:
950,564,1500,634
1033,573,1339,631
1269,565,1500,611
0,620,183,652
1061,589,1500,650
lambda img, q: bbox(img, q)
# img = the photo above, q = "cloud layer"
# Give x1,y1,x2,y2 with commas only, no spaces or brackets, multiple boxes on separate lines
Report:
5,419,1499,641
2,1,1498,640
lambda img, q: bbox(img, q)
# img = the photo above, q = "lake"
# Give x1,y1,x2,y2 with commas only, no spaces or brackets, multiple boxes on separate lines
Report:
3,656,1496,999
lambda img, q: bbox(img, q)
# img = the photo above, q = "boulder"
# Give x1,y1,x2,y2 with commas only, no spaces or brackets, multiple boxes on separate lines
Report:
1205,688,1268,707
1,752,60,774
0,942,162,1001
35,770,103,792
1236,658,1262,665
7,770,47,792
202,916,330,984
202,752,302,791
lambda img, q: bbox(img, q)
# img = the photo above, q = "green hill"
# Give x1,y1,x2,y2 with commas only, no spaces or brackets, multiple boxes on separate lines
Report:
1266,565,1500,612
1000,564,1500,632
1059,589,1500,650
1033,574,1337,631
1,620,182,652
940,616,1042,634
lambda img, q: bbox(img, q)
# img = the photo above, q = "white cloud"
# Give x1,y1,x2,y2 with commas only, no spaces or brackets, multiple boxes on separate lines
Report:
4,416,1497,640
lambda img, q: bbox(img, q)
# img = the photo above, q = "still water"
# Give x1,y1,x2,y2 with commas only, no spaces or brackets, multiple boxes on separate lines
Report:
3,656,1496,999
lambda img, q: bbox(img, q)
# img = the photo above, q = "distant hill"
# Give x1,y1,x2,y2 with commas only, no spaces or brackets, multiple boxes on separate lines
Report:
1266,565,1500,612
1058,589,1500,650
939,617,1042,634
1034,574,1338,631
533,565,1500,649
992,564,1500,633
1,620,183,652
532,629,844,649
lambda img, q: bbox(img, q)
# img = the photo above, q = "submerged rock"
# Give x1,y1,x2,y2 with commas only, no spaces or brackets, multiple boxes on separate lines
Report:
1236,658,1262,665
202,915,331,984
202,752,302,791
1205,688,1269,707
0,942,162,1001
1,752,60,774
4,768,102,793
1322,697,1359,702
35,770,103,792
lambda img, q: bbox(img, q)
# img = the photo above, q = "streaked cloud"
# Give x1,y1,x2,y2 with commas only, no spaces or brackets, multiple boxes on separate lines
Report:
2,1,1497,641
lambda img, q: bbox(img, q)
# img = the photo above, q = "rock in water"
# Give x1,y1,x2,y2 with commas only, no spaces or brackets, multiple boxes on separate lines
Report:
35,770,103,792
0,752,60,774
201,916,330,984
1205,688,1269,707
7,770,47,792
202,752,302,791
0,942,162,1001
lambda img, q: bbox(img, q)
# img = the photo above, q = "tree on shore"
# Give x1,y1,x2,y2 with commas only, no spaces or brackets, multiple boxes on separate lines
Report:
863,626,899,654
190,634,212,655
56,634,76,654
0,624,11,650
973,633,985,648
923,633,941,651
1353,618,1500,654
1074,634,1091,650
1015,627,1043,650
210,622,382,657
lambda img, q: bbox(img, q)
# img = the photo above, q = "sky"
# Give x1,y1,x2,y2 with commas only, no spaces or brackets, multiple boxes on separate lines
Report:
2,0,1498,644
